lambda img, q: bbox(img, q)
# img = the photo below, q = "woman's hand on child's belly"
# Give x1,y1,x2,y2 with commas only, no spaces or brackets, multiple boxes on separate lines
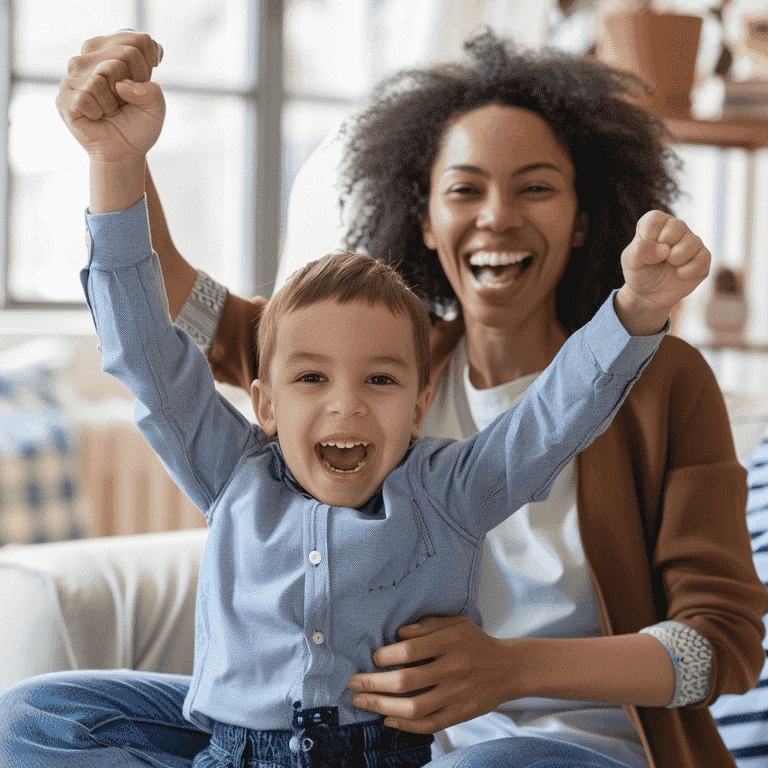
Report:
348,615,519,734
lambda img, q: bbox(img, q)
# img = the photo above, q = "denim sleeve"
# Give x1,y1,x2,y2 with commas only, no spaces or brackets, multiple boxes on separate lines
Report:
418,292,668,536
81,197,254,518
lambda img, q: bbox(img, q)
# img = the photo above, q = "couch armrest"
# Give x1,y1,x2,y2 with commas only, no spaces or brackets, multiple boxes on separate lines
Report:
0,528,206,692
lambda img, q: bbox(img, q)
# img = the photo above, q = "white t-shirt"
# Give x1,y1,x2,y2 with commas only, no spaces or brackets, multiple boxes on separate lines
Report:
423,339,648,768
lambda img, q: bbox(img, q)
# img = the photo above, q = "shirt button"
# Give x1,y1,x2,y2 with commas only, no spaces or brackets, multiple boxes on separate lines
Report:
308,550,322,565
312,631,325,645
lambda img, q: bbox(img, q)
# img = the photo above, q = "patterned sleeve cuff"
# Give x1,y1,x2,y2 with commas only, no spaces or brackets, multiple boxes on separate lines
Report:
174,271,228,355
639,620,713,707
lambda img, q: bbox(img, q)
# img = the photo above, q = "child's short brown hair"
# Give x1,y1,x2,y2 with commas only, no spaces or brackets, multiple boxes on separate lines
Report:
257,251,431,391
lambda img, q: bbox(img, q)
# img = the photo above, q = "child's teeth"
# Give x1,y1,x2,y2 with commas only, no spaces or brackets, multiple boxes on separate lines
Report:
321,441,369,448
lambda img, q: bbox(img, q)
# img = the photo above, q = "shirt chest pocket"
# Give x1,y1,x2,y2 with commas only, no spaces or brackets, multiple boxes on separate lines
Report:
330,499,436,594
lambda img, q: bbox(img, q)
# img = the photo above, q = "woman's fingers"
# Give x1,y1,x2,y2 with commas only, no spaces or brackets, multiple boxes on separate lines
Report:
352,687,453,734
348,615,512,734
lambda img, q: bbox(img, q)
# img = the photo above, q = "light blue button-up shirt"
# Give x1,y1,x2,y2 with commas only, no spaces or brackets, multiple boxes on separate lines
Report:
82,198,666,733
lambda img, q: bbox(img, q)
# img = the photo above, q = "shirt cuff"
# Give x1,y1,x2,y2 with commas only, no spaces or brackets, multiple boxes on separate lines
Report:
84,196,152,269
639,620,713,707
175,271,228,355
584,290,670,377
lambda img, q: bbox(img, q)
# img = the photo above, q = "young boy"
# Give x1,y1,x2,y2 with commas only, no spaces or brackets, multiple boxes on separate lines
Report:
66,66,709,768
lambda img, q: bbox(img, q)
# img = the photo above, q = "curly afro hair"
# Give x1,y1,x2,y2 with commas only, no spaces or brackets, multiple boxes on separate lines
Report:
339,29,681,332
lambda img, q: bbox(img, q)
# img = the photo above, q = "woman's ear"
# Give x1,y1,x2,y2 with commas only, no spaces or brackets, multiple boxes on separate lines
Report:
251,379,277,436
421,216,437,251
571,211,588,248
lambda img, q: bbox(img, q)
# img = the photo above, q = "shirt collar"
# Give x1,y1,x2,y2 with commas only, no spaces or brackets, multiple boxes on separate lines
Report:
267,440,384,517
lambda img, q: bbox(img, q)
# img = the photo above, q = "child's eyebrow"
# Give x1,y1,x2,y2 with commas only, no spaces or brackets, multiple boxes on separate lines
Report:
285,352,411,371
283,352,329,368
367,355,412,371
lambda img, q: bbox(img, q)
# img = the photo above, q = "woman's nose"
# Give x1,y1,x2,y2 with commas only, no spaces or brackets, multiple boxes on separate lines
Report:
476,191,522,232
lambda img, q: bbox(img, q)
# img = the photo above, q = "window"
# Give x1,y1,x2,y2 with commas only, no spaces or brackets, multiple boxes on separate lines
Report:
1,0,447,308
3,0,258,305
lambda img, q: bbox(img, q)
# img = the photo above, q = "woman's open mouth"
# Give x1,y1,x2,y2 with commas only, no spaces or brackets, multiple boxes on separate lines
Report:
468,251,534,287
316,440,369,474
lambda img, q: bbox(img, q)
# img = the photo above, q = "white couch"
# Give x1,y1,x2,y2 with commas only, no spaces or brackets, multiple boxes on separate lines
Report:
0,528,206,691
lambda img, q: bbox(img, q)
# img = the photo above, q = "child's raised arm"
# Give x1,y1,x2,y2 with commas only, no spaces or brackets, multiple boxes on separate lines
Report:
614,210,710,336
56,39,165,214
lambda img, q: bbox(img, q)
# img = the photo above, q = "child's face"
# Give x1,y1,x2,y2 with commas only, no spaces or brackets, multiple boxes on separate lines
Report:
251,298,430,509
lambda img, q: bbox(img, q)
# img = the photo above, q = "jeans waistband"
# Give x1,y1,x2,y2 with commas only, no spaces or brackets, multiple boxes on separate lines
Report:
209,711,433,766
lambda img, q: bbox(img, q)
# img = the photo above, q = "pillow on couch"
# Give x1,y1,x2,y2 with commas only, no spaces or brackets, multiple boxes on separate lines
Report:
0,361,84,545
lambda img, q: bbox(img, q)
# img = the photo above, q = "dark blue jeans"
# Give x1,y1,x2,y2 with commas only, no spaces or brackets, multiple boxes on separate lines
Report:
193,717,432,767
0,670,636,767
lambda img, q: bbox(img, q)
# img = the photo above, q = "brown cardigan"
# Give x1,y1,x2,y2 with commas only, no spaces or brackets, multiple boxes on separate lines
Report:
207,293,768,768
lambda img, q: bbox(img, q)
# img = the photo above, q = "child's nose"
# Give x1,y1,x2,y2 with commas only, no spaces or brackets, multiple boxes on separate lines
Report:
327,384,367,416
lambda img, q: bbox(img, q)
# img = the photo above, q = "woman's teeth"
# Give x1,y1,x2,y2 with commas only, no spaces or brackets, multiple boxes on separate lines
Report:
469,251,531,267
468,251,533,286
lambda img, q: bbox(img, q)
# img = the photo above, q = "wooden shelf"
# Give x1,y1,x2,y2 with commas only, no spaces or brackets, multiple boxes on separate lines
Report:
697,340,768,354
663,115,768,150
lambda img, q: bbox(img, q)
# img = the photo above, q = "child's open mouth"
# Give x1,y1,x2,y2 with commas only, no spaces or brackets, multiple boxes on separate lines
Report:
317,440,369,474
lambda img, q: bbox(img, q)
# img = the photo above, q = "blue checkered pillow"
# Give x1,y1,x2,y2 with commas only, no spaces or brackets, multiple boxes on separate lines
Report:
0,366,84,545
712,436,768,766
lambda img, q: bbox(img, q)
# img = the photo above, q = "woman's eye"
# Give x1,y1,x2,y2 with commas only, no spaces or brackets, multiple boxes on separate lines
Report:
522,184,553,195
368,374,395,386
447,185,477,196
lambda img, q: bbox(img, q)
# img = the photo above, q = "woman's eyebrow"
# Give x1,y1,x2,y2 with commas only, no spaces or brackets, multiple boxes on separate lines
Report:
443,162,564,177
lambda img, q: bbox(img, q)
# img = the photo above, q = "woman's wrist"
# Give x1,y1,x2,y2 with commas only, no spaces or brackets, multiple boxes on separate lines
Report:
500,633,676,707
89,156,147,214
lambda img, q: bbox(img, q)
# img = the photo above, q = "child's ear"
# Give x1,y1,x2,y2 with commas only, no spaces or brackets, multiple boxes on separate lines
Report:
251,379,277,436
410,386,432,440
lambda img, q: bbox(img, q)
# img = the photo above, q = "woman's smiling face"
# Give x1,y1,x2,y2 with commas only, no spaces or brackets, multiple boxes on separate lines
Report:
422,104,586,332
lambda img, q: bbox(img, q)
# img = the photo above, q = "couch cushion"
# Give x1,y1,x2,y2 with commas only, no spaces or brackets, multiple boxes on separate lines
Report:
0,527,206,692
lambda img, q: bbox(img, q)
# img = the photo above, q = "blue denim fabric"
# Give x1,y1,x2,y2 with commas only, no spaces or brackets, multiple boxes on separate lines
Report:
0,671,433,768
0,670,203,767
193,717,432,767
429,737,634,768
0,669,633,768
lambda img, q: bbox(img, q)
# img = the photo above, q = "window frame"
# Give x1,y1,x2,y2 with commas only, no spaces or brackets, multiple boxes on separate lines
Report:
0,0,283,310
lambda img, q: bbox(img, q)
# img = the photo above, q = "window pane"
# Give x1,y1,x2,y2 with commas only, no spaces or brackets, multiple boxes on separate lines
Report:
8,84,89,302
148,93,247,293
146,0,252,89
7,86,246,302
284,0,368,98
12,0,135,78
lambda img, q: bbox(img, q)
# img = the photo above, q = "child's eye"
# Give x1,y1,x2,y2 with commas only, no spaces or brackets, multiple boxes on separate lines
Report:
297,373,325,383
368,374,396,386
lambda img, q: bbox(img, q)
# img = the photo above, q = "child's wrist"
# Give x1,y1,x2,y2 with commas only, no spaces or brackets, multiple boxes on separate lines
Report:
614,286,669,336
89,156,147,214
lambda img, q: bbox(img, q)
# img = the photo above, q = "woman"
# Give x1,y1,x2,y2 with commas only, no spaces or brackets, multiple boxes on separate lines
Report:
5,29,766,768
